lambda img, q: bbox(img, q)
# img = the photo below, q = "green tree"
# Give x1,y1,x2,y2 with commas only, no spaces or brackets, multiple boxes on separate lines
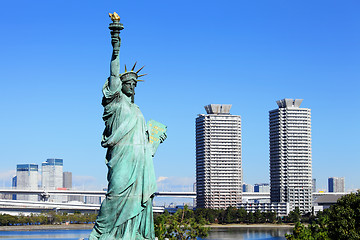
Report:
326,191,360,240
286,222,318,240
224,206,237,224
265,211,277,223
247,211,255,223
236,208,247,223
154,206,209,240
286,191,360,240
253,210,263,223
287,208,301,223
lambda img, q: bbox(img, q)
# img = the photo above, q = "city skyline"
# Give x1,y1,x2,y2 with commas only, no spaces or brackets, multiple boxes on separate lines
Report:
0,1,359,193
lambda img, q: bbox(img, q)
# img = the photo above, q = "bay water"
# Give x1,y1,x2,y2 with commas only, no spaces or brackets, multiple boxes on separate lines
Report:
0,227,292,239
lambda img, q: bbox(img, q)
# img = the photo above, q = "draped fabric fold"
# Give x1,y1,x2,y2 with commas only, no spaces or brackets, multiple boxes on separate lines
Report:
89,80,157,240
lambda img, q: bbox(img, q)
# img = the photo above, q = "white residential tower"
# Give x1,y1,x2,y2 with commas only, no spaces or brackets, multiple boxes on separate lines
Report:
196,104,242,209
269,99,312,213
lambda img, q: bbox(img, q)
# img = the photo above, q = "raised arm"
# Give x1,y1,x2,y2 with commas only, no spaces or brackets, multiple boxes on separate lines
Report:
108,34,121,92
108,12,123,92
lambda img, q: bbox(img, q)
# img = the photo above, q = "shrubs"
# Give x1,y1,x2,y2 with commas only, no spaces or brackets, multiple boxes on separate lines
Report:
193,207,277,224
286,191,360,240
0,211,97,226
154,206,209,240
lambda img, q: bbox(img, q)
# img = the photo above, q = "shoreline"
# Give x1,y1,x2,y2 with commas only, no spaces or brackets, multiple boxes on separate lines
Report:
0,224,94,231
0,223,295,231
207,223,295,228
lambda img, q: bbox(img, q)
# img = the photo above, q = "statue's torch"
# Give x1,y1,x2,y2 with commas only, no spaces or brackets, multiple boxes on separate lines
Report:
109,12,124,56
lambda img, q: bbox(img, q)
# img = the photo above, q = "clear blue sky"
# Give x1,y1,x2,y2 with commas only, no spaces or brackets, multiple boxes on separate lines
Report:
0,1,359,193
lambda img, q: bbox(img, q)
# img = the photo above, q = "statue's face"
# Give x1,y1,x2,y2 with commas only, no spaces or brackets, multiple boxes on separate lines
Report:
122,80,137,97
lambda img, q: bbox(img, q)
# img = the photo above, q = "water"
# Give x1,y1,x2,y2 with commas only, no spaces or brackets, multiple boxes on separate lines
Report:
200,227,292,239
0,227,292,239
0,229,91,239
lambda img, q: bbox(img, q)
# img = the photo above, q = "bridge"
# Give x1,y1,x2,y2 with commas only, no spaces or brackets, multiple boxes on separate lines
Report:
0,189,349,215
0,189,348,200
0,189,196,198
0,189,347,201
0,199,165,215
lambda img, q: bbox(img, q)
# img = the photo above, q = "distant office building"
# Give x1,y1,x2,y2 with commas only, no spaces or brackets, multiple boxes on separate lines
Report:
269,99,312,213
63,172,72,189
196,104,242,209
312,178,317,193
12,176,17,188
16,164,39,201
63,171,73,202
12,176,17,200
328,177,345,192
42,158,64,202
41,158,63,190
254,183,270,193
243,183,254,193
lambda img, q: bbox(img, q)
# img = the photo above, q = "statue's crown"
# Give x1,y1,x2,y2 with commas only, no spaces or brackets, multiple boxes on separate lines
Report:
120,62,147,82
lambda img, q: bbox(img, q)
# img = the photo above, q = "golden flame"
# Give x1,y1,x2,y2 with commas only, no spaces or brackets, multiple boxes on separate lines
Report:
109,12,120,22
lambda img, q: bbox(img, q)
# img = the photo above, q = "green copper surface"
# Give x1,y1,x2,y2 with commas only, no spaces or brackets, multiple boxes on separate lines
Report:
89,14,166,240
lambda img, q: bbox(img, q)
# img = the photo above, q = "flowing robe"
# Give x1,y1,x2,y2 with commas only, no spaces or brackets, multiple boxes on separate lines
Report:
89,79,157,240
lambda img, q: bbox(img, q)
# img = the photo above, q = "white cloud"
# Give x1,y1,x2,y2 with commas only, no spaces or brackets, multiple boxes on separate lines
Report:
156,176,195,192
157,176,168,183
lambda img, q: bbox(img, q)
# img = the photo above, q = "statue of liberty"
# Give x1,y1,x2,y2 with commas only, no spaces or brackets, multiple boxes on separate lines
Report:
89,13,166,240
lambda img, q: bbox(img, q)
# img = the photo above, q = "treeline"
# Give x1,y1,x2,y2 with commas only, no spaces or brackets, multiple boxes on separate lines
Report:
173,207,303,225
286,191,360,240
154,206,209,240
153,206,305,240
0,211,97,226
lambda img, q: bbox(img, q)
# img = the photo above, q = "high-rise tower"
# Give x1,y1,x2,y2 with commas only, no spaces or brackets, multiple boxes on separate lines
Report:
63,171,72,189
196,104,242,209
41,158,63,190
328,177,345,192
269,99,312,213
16,164,39,201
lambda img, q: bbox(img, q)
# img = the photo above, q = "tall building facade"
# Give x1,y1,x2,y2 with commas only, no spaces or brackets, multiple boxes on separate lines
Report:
63,172,72,189
254,183,270,193
312,178,317,193
12,176,17,200
269,99,312,213
196,104,242,209
41,158,63,190
328,177,345,192
243,183,254,193
16,164,39,201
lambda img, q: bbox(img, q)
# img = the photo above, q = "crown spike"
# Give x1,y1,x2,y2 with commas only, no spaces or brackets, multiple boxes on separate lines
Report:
137,79,145,82
136,65,145,74
131,62,137,71
124,64,127,72
138,74,148,78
